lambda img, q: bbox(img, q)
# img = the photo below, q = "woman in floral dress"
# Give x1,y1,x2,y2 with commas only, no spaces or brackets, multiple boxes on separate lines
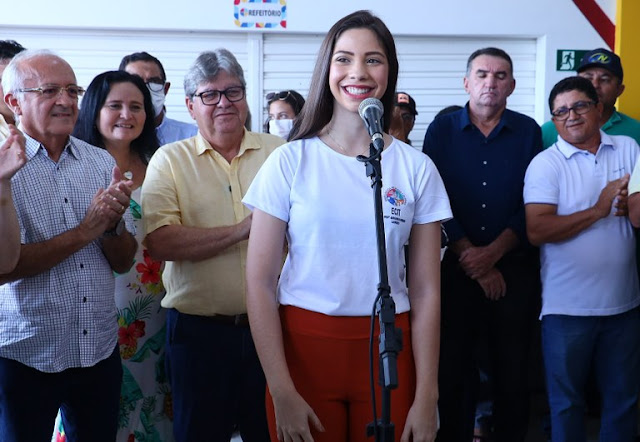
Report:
54,70,172,442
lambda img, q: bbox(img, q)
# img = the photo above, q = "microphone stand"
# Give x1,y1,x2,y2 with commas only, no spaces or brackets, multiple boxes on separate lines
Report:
359,140,403,442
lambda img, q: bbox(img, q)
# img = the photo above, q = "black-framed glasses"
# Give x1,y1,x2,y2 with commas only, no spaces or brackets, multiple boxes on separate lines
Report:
194,86,245,106
266,90,291,102
18,84,85,100
551,101,596,121
145,81,165,93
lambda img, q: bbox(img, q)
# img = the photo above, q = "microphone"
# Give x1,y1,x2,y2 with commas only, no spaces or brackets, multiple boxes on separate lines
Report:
358,98,385,151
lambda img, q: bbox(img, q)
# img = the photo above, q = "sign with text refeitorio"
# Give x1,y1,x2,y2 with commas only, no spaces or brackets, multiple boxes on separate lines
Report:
234,0,287,28
556,50,589,71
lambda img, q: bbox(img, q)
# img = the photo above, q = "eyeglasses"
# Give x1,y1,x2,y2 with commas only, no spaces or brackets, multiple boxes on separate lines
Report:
145,81,165,93
193,86,245,106
19,85,85,100
266,90,292,102
551,101,596,121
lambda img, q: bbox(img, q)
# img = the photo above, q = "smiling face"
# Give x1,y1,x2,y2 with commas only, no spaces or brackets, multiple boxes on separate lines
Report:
186,70,248,143
97,81,146,147
464,54,515,111
9,55,79,149
552,89,603,150
329,27,389,115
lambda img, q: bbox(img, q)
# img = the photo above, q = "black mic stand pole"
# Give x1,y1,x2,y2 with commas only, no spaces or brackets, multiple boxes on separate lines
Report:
359,140,403,442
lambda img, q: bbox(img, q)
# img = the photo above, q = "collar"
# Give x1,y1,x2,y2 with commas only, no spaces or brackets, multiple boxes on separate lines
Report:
23,133,78,161
459,102,513,134
601,109,622,132
554,129,614,159
195,128,260,157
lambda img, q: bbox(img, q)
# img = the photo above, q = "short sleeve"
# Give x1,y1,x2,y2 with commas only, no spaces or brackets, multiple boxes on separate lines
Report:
412,155,452,225
141,148,180,236
523,153,559,206
243,142,297,222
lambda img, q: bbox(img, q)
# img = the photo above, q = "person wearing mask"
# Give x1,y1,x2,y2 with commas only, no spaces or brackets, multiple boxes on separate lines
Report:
0,49,136,442
119,51,197,145
264,89,305,140
244,10,450,442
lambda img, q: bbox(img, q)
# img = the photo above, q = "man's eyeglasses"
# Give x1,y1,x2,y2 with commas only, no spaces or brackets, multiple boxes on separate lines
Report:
266,90,292,102
194,86,245,106
18,85,85,100
551,101,596,121
146,81,165,93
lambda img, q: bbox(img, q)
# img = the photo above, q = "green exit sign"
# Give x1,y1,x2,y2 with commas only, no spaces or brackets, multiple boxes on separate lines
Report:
556,50,589,71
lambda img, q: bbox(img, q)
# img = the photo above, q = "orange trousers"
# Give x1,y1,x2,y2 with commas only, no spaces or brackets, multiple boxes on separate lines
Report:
266,306,415,442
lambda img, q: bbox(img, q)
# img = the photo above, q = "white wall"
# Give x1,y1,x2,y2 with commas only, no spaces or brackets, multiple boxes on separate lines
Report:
1,0,613,122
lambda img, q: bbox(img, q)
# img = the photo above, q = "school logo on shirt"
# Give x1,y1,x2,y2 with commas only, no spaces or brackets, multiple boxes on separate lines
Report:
385,187,406,223
385,187,406,207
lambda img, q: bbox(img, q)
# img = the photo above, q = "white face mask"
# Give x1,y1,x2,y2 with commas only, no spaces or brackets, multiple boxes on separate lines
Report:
268,119,294,139
148,87,166,117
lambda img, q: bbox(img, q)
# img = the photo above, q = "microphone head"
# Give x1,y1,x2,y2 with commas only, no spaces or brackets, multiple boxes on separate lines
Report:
358,97,384,119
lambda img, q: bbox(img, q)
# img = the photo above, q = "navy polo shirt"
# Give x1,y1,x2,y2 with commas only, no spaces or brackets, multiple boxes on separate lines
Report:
422,104,541,248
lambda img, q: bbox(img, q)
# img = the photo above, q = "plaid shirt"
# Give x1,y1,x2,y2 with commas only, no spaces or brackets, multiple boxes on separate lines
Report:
0,135,133,372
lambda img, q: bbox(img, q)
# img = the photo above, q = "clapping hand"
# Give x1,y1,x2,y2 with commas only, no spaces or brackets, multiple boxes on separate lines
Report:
0,125,27,181
81,166,134,238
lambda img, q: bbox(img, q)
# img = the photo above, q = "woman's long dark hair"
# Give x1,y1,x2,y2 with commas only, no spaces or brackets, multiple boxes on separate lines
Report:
73,70,159,164
289,10,398,142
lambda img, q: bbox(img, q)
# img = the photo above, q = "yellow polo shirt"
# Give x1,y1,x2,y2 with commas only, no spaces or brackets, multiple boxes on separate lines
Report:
141,130,284,316
0,114,10,142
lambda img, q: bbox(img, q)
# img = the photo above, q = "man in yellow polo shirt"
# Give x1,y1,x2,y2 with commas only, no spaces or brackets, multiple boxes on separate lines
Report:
141,49,284,442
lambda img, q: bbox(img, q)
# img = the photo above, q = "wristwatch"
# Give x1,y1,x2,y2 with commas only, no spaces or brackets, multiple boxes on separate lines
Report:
103,218,125,238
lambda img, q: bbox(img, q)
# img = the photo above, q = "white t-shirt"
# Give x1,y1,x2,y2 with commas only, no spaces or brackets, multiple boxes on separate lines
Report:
524,131,640,317
243,136,452,316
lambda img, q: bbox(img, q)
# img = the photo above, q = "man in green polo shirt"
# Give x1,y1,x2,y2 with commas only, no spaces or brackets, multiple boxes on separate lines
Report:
542,48,640,148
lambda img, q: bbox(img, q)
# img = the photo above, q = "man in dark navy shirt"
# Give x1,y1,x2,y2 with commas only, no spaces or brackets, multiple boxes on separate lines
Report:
423,47,541,442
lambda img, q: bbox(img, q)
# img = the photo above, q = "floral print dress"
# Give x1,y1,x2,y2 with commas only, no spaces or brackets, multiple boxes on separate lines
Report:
54,188,173,442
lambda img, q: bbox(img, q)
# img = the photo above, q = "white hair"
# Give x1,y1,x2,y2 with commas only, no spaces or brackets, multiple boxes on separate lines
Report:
1,49,70,97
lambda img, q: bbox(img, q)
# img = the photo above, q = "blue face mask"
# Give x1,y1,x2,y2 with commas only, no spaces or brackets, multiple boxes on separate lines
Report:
268,119,294,139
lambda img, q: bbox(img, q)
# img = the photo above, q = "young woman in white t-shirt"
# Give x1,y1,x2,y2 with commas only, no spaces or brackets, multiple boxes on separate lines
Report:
244,10,451,442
